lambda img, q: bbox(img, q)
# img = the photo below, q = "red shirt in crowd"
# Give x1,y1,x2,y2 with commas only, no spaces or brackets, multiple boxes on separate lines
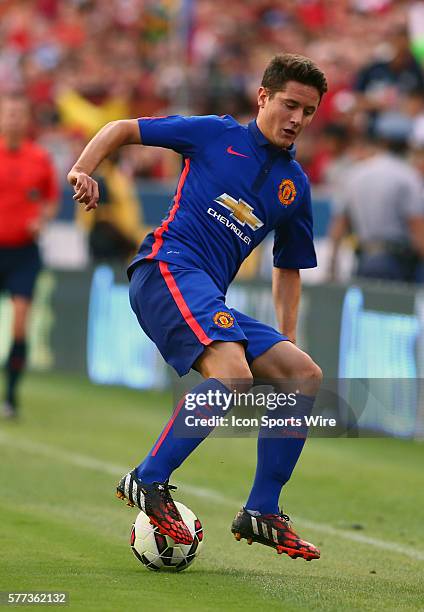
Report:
0,138,58,247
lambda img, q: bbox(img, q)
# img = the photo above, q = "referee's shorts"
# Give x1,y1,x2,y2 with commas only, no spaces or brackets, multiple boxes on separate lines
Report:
0,243,42,299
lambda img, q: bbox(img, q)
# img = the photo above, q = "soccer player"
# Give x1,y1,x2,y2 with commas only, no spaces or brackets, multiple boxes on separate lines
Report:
68,54,327,560
0,95,58,418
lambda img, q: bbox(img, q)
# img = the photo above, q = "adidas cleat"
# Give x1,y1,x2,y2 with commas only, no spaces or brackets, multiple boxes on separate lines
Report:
231,508,320,561
116,469,193,545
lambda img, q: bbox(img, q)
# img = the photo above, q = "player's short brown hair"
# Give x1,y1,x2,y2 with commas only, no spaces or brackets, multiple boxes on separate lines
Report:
262,53,328,100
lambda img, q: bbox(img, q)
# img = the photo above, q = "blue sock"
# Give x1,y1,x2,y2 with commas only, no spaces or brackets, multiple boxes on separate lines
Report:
245,394,314,515
136,378,231,483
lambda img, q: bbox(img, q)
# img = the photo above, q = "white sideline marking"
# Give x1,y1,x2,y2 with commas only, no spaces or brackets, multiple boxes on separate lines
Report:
1,432,423,562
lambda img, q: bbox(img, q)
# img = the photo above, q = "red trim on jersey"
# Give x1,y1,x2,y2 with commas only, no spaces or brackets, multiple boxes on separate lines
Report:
151,395,186,456
146,158,190,260
159,260,213,346
138,116,168,120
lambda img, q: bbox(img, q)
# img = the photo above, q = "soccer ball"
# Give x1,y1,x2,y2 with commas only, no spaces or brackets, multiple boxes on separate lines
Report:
130,502,204,572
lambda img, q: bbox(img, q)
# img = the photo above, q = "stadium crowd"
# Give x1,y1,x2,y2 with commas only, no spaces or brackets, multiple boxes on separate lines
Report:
1,0,424,281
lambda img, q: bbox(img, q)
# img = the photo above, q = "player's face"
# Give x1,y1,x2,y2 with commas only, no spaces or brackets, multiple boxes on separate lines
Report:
256,81,320,149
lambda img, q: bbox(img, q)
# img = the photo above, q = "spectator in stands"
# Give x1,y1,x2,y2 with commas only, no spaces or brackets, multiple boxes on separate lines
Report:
355,25,424,134
0,94,58,418
328,111,424,283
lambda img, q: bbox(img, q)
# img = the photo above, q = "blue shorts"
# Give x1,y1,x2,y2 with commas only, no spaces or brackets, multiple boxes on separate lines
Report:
0,243,41,299
129,260,287,376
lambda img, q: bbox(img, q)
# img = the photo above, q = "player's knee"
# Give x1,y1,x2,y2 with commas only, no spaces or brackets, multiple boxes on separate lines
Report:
225,367,254,395
214,359,253,394
295,356,323,386
302,360,323,384
300,360,322,397
289,355,322,391
280,350,318,379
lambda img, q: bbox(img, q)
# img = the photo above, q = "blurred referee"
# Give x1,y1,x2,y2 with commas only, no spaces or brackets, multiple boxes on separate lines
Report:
0,94,58,418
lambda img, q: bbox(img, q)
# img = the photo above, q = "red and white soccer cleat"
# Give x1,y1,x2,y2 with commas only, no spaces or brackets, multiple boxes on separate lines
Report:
231,507,320,561
116,469,193,545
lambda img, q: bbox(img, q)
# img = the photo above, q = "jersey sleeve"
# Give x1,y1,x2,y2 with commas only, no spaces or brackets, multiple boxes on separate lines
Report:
137,115,227,156
273,178,317,269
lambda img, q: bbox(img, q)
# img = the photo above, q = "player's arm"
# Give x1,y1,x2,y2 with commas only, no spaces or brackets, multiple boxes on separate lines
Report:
67,119,141,211
272,178,315,343
272,267,301,344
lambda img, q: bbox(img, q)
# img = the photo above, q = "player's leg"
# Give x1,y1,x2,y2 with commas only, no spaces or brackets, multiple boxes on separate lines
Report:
134,340,252,485
245,340,322,515
117,261,251,543
128,262,252,483
230,311,322,559
118,341,250,545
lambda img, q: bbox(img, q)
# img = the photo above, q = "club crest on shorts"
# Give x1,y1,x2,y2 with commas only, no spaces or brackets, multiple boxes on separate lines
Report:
278,179,297,206
213,311,234,328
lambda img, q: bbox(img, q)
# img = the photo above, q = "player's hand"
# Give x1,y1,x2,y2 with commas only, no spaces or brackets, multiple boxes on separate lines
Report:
67,170,99,211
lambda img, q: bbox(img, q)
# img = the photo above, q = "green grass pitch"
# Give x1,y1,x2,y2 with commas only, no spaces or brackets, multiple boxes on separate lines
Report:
0,372,423,611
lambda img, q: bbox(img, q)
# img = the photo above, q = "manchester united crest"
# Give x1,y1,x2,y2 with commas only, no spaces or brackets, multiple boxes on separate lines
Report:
278,179,297,206
213,311,234,328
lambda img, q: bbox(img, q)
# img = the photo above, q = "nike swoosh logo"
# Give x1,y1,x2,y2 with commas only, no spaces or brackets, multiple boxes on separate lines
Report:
227,145,249,158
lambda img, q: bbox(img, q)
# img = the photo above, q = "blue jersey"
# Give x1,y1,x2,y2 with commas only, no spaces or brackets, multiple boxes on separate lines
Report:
128,115,317,293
